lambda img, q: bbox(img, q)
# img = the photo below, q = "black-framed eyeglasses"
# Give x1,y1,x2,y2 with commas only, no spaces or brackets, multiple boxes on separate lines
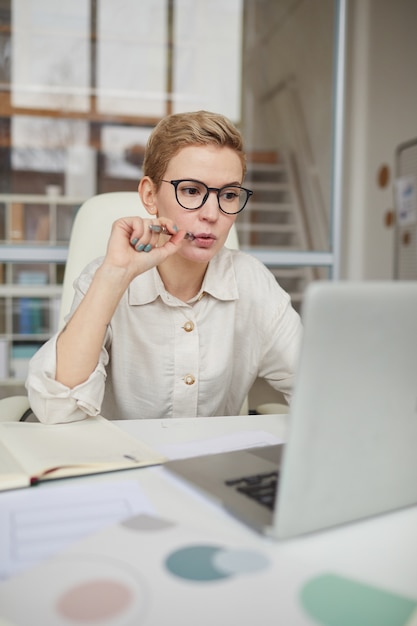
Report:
161,179,253,215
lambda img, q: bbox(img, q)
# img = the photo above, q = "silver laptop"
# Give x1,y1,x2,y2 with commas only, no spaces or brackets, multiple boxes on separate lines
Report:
166,281,417,539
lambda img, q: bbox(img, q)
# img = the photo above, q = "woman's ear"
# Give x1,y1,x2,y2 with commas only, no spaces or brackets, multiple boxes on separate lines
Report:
138,177,158,216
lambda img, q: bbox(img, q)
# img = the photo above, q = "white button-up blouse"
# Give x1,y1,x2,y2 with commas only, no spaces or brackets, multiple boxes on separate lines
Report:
26,247,302,423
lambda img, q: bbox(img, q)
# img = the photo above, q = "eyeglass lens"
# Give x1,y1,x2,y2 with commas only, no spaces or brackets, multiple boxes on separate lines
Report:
174,180,250,214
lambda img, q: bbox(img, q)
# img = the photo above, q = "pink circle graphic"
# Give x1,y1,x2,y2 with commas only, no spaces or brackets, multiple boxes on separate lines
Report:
56,579,133,621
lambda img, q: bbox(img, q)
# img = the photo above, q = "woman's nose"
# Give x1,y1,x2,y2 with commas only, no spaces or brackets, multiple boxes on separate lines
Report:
199,190,219,220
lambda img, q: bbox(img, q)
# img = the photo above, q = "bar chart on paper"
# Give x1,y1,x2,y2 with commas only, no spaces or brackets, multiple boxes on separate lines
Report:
0,479,155,580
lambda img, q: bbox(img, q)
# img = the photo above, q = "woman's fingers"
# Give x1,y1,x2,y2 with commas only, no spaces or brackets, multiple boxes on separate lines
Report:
130,220,180,253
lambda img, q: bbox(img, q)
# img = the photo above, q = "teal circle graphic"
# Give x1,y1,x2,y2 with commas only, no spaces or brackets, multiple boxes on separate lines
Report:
165,545,270,582
165,545,231,582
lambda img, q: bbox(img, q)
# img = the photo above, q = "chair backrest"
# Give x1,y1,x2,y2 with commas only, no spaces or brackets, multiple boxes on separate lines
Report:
58,191,239,330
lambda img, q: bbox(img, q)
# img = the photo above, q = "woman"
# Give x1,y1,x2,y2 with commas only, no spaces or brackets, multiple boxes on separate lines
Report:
26,110,302,423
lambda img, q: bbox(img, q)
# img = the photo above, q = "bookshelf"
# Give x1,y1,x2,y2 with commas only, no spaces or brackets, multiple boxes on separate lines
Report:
0,194,87,384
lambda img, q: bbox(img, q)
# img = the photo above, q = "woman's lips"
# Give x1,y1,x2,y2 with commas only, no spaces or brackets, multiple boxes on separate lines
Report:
192,233,216,247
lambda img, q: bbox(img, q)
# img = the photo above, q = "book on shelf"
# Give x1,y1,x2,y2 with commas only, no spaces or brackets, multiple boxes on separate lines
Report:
10,203,24,241
0,202,5,241
18,298,43,334
0,415,166,492
17,270,49,335
0,338,8,378
17,270,49,285
0,294,5,334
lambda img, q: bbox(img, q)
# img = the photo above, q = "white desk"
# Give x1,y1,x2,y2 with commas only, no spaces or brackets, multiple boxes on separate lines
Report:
1,415,417,626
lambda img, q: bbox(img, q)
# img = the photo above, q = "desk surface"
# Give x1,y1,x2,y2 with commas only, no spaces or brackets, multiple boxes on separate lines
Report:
117,412,288,448
1,414,417,626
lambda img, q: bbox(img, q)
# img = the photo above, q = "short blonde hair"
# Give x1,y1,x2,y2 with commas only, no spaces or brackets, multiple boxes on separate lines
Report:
143,110,246,187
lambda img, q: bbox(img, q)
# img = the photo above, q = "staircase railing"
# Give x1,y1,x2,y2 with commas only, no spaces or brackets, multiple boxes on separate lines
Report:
261,75,329,256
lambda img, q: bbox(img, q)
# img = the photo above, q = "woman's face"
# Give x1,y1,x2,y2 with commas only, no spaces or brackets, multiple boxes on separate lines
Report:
153,144,243,263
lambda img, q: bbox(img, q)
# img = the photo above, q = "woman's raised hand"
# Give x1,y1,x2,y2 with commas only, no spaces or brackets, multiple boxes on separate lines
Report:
103,216,187,276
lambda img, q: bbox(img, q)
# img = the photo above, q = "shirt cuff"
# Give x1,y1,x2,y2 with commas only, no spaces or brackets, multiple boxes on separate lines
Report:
26,334,107,423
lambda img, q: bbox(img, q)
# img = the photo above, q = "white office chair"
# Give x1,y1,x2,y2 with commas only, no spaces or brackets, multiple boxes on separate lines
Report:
0,191,243,421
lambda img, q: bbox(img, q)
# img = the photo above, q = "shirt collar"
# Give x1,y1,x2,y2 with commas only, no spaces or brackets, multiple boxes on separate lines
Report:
128,247,239,306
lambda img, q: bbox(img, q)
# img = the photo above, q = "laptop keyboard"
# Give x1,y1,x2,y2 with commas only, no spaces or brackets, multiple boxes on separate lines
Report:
224,470,279,510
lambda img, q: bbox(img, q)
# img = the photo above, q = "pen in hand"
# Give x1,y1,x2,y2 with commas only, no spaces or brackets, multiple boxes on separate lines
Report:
149,224,195,240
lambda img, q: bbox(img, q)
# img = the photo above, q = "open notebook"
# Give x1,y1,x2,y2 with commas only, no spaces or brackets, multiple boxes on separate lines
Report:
167,281,417,539
0,415,165,491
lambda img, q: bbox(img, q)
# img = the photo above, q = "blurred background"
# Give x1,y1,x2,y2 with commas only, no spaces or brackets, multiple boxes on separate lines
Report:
0,0,416,405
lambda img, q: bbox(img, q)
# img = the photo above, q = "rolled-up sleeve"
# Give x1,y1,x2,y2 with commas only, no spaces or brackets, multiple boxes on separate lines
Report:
26,333,109,424
25,332,109,423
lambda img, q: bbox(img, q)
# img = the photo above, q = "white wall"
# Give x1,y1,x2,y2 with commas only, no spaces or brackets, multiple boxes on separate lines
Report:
343,0,417,279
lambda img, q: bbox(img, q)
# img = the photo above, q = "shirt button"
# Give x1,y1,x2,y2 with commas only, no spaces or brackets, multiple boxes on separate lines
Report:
183,321,194,332
184,374,195,385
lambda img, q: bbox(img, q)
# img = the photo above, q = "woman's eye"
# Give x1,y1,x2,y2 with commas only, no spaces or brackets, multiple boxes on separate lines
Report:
184,187,199,196
222,189,240,201
179,184,201,197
